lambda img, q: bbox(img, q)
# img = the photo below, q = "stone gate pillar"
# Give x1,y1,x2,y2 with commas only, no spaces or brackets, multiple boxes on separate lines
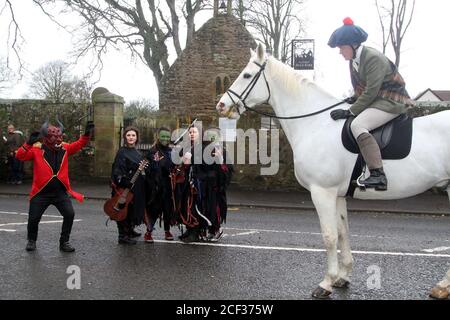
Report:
92,87,124,178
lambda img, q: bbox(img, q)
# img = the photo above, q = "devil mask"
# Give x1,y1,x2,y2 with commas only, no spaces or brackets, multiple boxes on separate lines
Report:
41,119,64,150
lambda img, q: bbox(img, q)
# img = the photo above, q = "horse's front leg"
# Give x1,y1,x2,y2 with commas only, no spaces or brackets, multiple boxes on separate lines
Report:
310,185,339,299
333,197,353,288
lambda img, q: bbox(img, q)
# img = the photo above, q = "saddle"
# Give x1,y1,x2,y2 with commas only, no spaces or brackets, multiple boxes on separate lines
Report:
342,113,413,159
342,114,413,197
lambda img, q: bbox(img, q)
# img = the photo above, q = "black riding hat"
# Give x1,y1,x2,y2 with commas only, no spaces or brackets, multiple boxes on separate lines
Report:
328,17,368,48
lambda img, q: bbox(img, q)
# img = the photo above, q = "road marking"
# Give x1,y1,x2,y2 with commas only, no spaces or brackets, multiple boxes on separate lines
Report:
0,229,16,232
151,240,450,258
0,211,64,218
422,246,450,253
223,231,260,237
0,219,82,227
224,227,393,239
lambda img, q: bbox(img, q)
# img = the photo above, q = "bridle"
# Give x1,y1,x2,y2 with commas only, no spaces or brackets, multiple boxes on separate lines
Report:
223,59,346,120
226,61,270,117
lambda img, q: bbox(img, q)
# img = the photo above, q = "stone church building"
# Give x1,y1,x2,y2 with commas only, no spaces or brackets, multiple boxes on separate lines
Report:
159,0,256,123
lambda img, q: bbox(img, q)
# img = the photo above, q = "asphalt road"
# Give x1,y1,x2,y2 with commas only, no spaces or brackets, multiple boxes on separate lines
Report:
0,195,449,300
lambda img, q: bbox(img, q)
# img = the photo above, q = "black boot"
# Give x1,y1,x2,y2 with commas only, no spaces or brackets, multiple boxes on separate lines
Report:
26,240,36,252
59,241,76,253
118,236,137,245
358,168,387,191
128,229,141,238
179,228,199,243
117,221,137,245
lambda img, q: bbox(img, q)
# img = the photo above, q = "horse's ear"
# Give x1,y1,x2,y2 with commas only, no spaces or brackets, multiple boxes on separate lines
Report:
257,43,265,60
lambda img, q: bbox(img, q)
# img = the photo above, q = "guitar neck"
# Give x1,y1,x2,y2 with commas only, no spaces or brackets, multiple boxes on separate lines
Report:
130,168,141,184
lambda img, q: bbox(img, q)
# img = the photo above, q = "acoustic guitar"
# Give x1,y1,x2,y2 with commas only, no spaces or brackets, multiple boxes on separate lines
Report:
103,159,149,221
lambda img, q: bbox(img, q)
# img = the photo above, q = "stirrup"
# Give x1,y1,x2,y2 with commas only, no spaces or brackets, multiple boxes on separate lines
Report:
356,176,388,191
355,171,367,191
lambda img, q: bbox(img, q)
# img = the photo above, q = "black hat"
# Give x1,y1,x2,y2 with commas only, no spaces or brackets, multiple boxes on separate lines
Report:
328,17,368,48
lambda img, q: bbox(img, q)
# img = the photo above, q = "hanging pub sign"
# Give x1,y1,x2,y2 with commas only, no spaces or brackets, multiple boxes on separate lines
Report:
292,39,315,70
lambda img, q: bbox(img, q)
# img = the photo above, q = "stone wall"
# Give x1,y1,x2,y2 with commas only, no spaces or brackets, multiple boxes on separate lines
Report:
0,99,94,181
159,14,257,120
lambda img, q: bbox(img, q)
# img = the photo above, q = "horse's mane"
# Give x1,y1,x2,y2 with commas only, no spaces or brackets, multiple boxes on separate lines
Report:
266,56,331,98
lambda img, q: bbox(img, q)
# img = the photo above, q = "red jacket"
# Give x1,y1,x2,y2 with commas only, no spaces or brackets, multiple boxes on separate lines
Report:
16,135,90,202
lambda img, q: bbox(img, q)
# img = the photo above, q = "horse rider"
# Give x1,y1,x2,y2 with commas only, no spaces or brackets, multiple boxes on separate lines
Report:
328,17,414,191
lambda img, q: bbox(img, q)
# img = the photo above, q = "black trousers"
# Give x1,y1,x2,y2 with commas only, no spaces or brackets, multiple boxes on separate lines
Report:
7,155,23,182
27,192,75,243
147,190,174,232
116,204,135,238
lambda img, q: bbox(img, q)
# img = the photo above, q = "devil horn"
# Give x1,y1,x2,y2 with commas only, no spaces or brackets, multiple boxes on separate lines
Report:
40,119,49,136
56,115,64,133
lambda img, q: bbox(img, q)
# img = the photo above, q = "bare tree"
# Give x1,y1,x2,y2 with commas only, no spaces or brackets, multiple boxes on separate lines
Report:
375,0,416,68
233,0,306,63
30,60,92,102
32,0,209,91
124,98,158,120
232,0,247,25
0,0,26,78
0,58,14,92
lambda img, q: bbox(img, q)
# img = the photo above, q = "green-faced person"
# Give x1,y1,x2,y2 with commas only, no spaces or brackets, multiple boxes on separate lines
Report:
144,126,176,243
205,128,221,142
158,129,171,147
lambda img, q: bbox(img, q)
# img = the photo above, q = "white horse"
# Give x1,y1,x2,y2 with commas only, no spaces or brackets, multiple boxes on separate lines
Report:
216,43,450,299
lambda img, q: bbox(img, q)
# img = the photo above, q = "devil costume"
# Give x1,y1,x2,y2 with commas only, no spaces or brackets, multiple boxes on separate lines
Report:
111,127,146,245
16,120,94,252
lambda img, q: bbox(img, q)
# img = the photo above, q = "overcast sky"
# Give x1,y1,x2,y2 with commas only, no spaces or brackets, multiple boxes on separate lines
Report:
1,0,449,103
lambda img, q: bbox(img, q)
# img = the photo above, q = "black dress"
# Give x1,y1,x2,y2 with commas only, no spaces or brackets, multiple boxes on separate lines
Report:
145,143,177,231
177,141,233,239
111,146,146,234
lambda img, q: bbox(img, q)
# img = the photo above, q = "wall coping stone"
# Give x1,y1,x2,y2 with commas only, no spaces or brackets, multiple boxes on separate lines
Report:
91,87,124,104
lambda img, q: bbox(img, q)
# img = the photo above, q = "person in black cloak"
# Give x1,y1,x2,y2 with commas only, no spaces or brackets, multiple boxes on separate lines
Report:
177,126,233,242
195,127,233,242
143,126,177,243
110,126,147,245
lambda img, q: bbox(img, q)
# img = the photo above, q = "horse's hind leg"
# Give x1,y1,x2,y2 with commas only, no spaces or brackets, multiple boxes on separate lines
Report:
430,269,450,299
310,186,339,299
333,197,353,288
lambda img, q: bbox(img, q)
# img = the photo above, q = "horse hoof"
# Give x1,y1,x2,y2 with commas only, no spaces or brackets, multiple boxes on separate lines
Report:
332,279,350,288
311,286,332,299
429,286,449,300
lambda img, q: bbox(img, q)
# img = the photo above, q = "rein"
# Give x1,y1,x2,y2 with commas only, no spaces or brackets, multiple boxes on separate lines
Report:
225,60,346,120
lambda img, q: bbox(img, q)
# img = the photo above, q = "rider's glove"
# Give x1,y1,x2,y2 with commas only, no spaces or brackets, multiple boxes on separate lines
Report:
330,109,352,121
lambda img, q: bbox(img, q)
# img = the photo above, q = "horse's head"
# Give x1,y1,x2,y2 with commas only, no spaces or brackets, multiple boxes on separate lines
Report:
216,43,270,119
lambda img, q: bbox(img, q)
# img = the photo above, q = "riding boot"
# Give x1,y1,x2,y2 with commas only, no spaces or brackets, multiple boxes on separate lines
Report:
356,132,387,191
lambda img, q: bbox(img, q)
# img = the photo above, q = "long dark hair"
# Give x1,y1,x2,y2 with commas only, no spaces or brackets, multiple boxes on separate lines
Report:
123,126,140,146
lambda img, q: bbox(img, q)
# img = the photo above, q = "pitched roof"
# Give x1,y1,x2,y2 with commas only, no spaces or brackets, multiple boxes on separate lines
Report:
433,91,450,101
415,89,450,101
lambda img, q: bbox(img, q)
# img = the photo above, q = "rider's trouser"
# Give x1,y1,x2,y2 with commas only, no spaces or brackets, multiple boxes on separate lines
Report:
351,108,398,169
